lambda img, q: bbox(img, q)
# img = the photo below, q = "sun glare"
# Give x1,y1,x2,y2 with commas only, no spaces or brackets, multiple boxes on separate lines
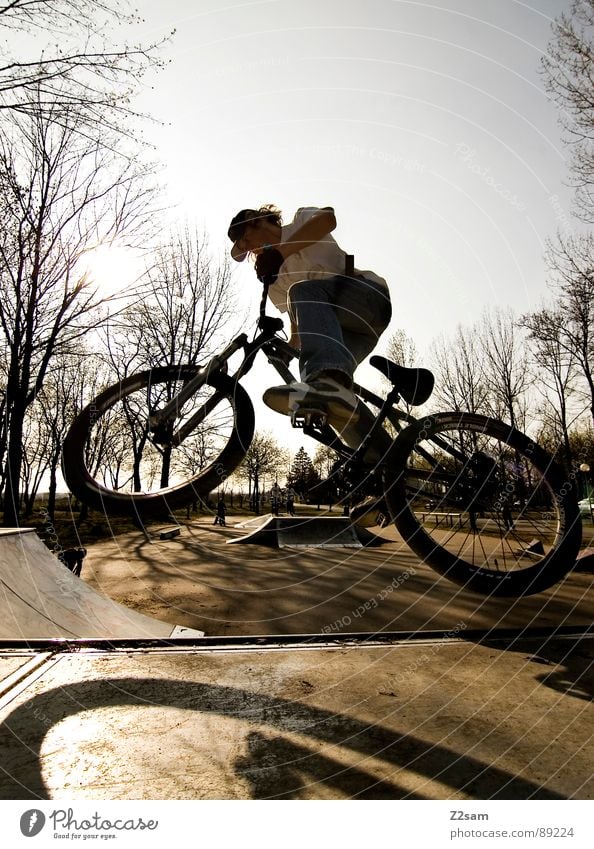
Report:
84,243,144,296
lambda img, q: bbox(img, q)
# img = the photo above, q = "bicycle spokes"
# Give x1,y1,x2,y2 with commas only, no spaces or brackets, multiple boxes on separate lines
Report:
93,377,237,494
387,414,580,593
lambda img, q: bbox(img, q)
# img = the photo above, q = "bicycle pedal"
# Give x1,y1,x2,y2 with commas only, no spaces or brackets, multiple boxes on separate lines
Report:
291,408,328,429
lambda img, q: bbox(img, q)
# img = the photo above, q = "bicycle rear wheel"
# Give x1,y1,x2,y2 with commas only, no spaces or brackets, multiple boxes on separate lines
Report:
384,413,582,596
62,366,255,517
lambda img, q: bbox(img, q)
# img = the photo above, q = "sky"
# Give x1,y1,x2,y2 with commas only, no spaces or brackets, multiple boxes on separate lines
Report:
96,0,578,457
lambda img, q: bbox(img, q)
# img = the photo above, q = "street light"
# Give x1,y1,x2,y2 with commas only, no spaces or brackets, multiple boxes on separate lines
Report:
579,463,592,523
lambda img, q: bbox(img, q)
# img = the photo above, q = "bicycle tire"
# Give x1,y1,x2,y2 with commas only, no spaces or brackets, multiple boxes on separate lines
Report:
383,412,582,596
62,366,255,517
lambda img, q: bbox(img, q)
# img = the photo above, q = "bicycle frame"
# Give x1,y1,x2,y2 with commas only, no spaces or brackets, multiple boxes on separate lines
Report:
61,276,582,596
147,310,413,477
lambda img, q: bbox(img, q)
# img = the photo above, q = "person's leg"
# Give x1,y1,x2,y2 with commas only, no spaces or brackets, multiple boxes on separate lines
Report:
289,276,391,382
333,277,392,368
264,275,391,428
288,277,353,384
263,277,357,424
331,279,393,455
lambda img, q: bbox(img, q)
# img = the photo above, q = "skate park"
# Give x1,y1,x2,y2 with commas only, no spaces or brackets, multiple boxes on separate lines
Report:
0,510,592,801
4,0,594,816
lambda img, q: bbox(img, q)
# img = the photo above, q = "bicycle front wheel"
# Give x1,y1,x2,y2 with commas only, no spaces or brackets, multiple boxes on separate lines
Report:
384,413,582,596
62,366,255,517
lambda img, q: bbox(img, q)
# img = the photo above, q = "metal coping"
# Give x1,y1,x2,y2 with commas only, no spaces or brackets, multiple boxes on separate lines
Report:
0,624,592,653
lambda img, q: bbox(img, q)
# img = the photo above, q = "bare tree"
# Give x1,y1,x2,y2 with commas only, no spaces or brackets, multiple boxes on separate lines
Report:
479,307,530,429
536,1,594,456
0,334,8,498
97,228,240,492
520,307,580,468
32,353,95,519
238,431,288,512
385,327,419,417
76,357,132,508
542,0,594,221
20,406,51,517
0,0,170,133
540,234,594,426
0,100,158,525
313,443,340,478
386,328,418,369
111,228,238,369
430,323,490,414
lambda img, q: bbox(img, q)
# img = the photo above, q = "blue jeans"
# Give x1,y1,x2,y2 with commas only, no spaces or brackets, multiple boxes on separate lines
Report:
288,275,392,383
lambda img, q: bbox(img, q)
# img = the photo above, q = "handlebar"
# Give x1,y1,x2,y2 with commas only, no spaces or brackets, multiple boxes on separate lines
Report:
258,315,284,334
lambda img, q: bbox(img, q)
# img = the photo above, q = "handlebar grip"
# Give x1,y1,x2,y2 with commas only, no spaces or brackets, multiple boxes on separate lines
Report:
258,316,284,334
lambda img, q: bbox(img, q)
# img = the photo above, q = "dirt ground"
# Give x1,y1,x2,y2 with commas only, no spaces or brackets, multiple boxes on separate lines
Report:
80,508,594,638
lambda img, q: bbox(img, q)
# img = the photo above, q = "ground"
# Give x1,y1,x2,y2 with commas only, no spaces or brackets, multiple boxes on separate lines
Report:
75,506,594,639
1,504,590,801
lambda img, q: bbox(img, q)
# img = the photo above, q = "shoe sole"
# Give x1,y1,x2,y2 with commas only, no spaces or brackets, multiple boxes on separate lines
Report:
264,385,359,428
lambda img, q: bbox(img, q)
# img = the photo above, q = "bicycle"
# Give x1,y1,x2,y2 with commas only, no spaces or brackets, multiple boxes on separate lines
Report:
62,282,582,598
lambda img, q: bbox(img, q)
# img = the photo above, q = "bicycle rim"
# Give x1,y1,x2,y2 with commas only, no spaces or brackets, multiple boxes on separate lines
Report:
384,413,582,596
62,367,254,517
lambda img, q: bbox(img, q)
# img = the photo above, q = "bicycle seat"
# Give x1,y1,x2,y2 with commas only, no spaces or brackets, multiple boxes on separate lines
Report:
370,356,434,406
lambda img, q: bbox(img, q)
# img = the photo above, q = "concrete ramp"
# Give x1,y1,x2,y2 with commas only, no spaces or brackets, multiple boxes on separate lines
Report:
229,515,362,548
229,514,279,546
0,528,203,640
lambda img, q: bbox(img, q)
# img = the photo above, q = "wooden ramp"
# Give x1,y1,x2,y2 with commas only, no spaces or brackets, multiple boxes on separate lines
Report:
0,528,204,640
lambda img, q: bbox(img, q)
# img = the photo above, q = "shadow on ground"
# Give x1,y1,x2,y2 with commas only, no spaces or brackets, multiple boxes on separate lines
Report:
0,675,574,800
83,521,594,638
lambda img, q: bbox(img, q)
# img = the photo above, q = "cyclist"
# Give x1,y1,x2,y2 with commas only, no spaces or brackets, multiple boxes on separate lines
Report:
227,204,392,438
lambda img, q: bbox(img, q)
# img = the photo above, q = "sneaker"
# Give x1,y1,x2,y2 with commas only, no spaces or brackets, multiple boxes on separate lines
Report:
263,376,359,428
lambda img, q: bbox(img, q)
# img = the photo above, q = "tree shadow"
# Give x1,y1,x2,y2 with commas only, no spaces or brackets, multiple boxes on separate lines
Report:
87,524,594,643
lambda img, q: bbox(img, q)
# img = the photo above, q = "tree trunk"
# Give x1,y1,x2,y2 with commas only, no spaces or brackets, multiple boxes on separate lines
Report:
47,451,60,523
253,469,259,513
160,445,172,489
78,501,89,524
3,403,26,526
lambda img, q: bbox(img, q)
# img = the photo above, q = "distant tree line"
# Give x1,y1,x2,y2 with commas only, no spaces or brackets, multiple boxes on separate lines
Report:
422,285,594,480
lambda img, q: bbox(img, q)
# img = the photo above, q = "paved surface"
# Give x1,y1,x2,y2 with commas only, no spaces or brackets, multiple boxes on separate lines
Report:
0,522,592,800
0,634,592,799
0,528,202,639
80,518,594,638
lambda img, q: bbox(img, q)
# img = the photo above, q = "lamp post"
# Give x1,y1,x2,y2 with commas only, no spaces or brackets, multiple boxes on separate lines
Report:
579,463,592,523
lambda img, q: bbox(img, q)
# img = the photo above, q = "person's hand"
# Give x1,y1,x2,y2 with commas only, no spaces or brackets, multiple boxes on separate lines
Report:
255,247,284,285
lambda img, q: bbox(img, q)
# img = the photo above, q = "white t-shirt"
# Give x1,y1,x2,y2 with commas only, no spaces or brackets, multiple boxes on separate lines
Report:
267,207,389,314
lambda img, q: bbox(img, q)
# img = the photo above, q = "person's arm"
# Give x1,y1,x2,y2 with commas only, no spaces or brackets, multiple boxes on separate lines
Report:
278,207,336,259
